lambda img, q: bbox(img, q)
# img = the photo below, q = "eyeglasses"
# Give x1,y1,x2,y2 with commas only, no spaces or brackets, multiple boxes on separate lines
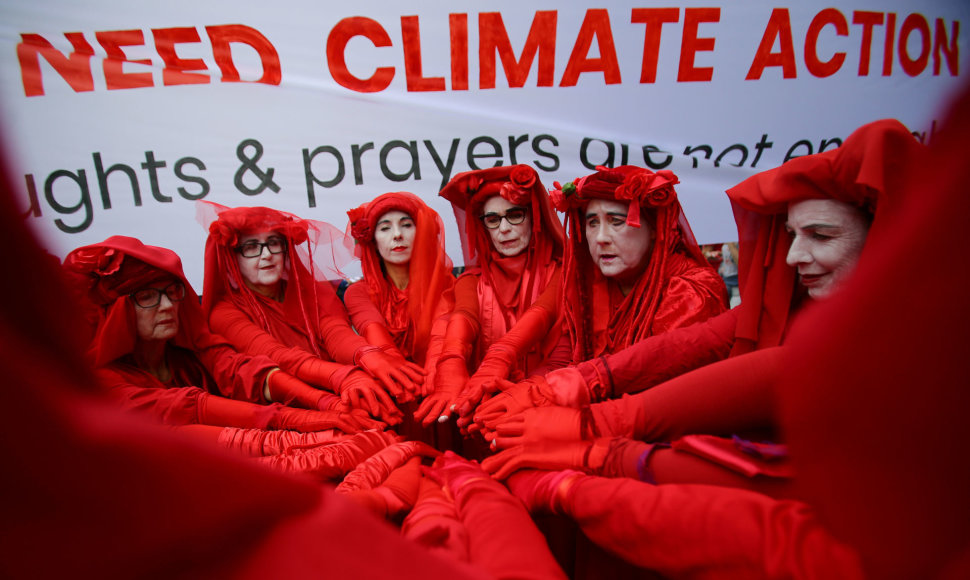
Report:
130,281,186,309
235,237,286,258
479,207,528,229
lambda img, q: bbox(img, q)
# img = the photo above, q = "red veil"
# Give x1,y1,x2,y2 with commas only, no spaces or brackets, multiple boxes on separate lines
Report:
550,165,724,362
439,164,564,359
198,202,355,359
726,119,926,355
346,192,454,362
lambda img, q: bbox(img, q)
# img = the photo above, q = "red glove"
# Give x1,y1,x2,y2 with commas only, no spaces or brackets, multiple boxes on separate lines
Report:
505,469,585,514
197,392,278,429
355,345,425,401
332,367,403,425
215,426,347,456
253,429,395,481
336,440,439,493
267,369,343,411
482,438,611,481
402,477,470,562
413,356,467,427
484,406,586,450
268,405,382,433
430,312,477,422
472,378,552,431
357,457,424,519
423,451,493,500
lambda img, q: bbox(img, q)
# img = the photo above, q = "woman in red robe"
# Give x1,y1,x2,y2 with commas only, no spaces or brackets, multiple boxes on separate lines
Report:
343,192,457,444
62,235,374,434
423,165,565,427
200,203,417,425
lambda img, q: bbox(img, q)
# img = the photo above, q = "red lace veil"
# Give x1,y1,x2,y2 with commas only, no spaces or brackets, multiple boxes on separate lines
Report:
726,119,925,355
438,165,564,346
346,192,453,360
62,235,220,367
198,202,354,358
550,165,710,362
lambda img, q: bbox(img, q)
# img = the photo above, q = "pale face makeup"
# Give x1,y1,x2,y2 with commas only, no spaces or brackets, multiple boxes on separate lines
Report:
785,198,870,299
585,199,653,294
133,278,181,342
235,231,285,298
482,195,532,258
374,210,416,267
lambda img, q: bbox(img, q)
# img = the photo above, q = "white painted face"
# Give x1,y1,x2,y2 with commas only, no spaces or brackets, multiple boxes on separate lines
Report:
374,210,415,266
481,195,532,258
234,231,286,297
585,199,652,290
132,278,182,342
785,198,870,299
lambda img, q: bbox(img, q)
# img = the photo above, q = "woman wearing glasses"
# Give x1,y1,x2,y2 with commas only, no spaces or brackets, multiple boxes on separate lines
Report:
62,235,373,434
418,165,566,429
200,203,414,426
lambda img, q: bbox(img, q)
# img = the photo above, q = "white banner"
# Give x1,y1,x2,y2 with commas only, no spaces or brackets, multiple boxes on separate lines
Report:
1,0,966,288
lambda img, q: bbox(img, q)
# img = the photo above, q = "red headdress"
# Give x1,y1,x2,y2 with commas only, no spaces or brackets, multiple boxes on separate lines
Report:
550,165,714,362
726,119,925,355
438,165,564,349
198,202,355,358
346,192,453,361
62,235,219,367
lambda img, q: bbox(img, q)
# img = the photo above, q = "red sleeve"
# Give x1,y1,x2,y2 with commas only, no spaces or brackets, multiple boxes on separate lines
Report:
589,346,783,442
194,340,277,403
562,475,864,579
580,307,740,396
451,477,568,579
316,311,370,365
209,300,316,376
95,366,206,425
451,274,482,323
343,281,386,334
650,266,729,336
311,280,371,364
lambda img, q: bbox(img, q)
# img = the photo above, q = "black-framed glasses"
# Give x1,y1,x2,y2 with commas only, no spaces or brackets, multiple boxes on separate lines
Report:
235,236,286,258
479,207,529,229
130,281,186,309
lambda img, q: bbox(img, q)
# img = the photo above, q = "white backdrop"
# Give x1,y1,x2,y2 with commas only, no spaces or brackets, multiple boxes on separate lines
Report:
1,0,967,288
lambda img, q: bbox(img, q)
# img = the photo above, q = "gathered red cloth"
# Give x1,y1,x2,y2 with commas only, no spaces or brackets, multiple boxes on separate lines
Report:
344,191,455,366
549,165,726,362
439,165,565,372
63,236,278,411
199,202,366,370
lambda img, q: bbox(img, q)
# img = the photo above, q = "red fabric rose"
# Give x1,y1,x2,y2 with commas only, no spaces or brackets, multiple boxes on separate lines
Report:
549,181,580,212
510,166,537,189
347,206,372,242
64,246,124,276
